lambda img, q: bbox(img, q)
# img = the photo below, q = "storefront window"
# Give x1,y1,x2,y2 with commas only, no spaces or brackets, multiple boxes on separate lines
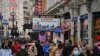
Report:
80,19,88,44
94,18,100,41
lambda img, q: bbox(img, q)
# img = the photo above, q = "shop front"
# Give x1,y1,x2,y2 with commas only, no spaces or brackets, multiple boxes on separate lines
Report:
93,12,100,42
32,18,60,42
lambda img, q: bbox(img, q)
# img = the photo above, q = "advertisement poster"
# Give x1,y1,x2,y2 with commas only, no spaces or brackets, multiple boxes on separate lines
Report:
95,18,100,40
33,18,40,30
61,21,71,31
33,18,60,31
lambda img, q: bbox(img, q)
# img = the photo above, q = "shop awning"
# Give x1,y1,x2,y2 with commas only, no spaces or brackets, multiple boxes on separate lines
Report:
80,14,88,20
54,27,61,33
93,11,100,18
33,29,54,32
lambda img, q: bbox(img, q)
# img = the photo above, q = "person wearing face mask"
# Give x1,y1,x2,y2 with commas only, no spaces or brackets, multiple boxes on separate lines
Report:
16,45,28,56
71,46,81,56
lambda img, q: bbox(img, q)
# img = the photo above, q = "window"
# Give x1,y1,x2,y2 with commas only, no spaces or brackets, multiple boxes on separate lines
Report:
23,1,28,5
23,7,28,9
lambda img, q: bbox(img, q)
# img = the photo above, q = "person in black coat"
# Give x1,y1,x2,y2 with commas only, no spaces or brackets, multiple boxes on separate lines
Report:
62,40,73,56
35,40,43,56
16,45,28,56
92,43,100,56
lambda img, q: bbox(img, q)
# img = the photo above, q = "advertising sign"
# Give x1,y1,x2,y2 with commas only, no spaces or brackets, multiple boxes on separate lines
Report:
2,19,9,25
33,18,60,31
0,49,12,56
61,21,71,31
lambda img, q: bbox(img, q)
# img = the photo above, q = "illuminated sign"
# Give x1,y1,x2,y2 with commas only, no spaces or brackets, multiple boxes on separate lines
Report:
34,0,42,14
9,0,17,10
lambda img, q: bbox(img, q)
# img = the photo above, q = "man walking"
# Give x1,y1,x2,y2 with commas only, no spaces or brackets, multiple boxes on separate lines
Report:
62,40,73,56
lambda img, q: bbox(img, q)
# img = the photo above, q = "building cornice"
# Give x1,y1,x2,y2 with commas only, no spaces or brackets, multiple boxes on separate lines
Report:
44,0,65,14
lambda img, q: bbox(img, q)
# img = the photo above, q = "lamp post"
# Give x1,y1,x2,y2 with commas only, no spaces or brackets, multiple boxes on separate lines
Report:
11,11,15,38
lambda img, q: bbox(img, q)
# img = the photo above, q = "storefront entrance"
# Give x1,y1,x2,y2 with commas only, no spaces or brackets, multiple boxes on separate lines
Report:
93,11,100,42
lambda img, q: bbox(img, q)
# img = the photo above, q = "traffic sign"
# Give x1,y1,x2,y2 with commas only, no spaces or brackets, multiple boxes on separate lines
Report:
2,19,9,25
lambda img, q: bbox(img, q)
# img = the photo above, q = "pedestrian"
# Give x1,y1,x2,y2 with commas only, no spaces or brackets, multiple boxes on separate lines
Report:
71,46,81,56
49,42,56,56
62,40,73,56
92,43,99,56
43,40,50,56
49,42,63,56
26,40,37,56
35,40,43,56
2,38,10,49
2,38,9,49
16,45,28,56
85,44,93,56
0,38,13,56
11,40,21,56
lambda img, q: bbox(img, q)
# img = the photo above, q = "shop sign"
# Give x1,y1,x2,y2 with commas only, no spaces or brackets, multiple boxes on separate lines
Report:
61,21,71,31
33,18,60,31
2,19,9,25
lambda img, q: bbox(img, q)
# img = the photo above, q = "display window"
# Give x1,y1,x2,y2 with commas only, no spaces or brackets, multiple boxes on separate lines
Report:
81,19,88,43
94,18,100,41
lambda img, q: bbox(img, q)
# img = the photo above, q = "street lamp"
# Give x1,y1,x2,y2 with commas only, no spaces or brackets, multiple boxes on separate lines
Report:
11,11,15,29
11,11,15,37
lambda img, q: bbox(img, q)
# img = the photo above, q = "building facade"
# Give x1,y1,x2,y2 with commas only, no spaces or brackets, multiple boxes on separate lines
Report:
44,0,100,46
0,0,24,36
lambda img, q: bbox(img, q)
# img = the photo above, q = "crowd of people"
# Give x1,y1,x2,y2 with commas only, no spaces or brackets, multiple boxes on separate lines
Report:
0,37,100,56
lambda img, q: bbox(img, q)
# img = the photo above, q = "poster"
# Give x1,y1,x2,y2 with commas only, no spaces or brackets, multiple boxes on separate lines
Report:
0,49,12,56
33,18,60,31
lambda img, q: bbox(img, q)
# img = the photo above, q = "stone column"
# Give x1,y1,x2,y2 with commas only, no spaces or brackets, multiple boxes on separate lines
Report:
60,33,64,43
69,9,74,44
77,16,81,48
53,32,57,44
88,13,93,47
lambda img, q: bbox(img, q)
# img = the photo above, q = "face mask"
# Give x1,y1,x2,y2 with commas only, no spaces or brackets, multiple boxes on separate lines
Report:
73,50,80,56
21,45,25,49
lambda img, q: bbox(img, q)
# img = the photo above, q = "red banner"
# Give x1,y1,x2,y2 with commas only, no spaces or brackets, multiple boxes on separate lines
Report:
34,0,42,14
9,0,17,10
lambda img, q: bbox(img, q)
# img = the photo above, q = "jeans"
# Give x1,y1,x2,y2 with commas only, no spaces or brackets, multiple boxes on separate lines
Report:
44,52,49,56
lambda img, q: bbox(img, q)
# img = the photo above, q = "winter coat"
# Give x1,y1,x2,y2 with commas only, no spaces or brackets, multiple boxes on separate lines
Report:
36,43,43,56
62,44,73,56
27,43,37,56
11,43,20,54
16,49,28,56
43,43,49,53
49,46,62,56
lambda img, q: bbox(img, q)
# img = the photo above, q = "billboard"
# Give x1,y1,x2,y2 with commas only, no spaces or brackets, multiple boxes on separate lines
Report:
33,18,60,31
